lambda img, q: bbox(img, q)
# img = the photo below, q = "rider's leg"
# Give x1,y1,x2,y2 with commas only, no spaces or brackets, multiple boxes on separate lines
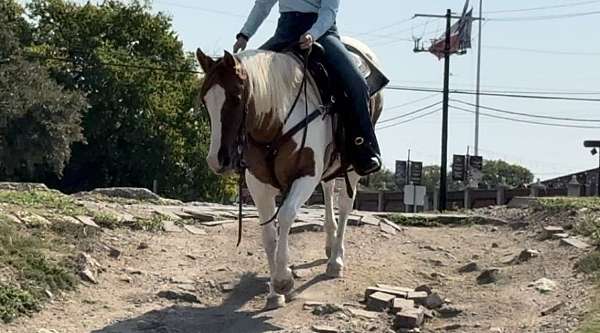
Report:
318,31,382,176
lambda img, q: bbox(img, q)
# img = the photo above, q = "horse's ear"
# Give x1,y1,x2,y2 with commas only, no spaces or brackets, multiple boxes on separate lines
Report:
223,50,237,68
196,48,216,73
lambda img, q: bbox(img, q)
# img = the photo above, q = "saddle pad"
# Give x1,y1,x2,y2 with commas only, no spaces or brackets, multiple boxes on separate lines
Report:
344,42,390,97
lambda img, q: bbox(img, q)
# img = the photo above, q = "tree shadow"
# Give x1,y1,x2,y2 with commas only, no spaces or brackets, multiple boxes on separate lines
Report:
91,272,284,333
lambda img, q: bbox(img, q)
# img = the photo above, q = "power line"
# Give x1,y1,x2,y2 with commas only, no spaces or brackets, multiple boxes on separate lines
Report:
488,10,600,21
385,85,600,102
379,101,442,124
376,108,442,130
485,0,600,14
450,104,600,129
354,17,414,36
485,45,600,56
385,93,441,111
451,99,600,122
154,1,248,18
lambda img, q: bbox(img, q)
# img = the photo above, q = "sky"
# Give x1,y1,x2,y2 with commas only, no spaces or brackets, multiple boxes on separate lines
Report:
88,0,600,180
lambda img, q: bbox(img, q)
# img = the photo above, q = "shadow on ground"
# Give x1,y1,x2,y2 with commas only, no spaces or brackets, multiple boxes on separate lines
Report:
91,273,283,333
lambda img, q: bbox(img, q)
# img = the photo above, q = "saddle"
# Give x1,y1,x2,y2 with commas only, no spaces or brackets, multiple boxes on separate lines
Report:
287,42,390,179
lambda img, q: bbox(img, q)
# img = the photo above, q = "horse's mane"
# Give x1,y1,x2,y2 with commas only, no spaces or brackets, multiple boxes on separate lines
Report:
237,50,318,124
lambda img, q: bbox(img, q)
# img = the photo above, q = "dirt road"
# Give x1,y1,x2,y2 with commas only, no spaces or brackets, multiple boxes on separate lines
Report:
3,204,592,333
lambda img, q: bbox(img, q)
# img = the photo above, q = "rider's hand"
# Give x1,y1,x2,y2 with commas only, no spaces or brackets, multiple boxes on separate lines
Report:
233,35,248,53
299,32,314,50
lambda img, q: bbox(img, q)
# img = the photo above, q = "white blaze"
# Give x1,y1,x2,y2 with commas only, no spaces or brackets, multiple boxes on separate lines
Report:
204,84,226,172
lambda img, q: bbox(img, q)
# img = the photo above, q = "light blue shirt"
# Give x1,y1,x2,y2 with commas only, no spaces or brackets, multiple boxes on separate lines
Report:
240,0,339,40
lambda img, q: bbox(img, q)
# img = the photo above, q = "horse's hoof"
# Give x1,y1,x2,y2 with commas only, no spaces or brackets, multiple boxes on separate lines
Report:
326,263,344,279
264,295,286,310
273,278,295,295
325,246,332,259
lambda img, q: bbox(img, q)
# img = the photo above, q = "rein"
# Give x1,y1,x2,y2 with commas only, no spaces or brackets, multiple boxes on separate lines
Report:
235,46,331,246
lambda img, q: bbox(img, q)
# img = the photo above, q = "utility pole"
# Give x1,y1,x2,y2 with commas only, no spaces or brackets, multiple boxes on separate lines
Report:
474,0,483,156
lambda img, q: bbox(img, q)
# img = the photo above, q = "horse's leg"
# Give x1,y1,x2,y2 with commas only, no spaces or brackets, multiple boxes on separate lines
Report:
245,172,284,310
326,171,361,278
272,175,321,295
322,179,337,259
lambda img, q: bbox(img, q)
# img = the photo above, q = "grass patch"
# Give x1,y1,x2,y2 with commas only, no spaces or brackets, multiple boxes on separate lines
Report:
387,214,475,228
533,197,600,213
0,189,87,216
0,218,77,323
576,252,600,275
576,286,600,333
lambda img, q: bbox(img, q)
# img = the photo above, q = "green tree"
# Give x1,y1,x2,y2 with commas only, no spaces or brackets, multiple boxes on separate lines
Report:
0,0,87,179
481,159,533,188
28,0,233,201
361,168,399,191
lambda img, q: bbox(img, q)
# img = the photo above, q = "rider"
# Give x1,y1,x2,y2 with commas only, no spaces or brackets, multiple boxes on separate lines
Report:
233,0,382,176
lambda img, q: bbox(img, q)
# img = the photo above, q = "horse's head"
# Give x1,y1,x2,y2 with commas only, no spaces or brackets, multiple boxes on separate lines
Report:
197,48,248,174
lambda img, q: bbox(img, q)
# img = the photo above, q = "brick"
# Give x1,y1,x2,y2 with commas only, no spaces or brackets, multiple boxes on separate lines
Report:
366,291,395,312
392,298,415,313
407,291,428,304
365,286,409,300
394,307,425,329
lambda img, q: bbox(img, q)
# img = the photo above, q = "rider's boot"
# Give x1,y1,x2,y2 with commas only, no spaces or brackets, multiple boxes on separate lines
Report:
345,100,382,176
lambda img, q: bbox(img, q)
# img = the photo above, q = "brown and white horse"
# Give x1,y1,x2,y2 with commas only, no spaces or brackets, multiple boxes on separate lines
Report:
196,37,383,310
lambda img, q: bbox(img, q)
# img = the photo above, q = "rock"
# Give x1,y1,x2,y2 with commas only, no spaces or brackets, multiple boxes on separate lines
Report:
423,293,444,309
2,213,22,224
552,233,570,239
0,182,48,191
292,268,311,279
59,216,81,225
123,267,145,275
458,262,479,273
312,303,343,315
37,329,59,333
437,324,461,331
392,298,415,313
394,307,425,329
346,307,379,319
304,301,327,309
491,243,499,248
367,292,395,312
44,289,53,298
543,225,564,235
381,218,404,232
157,290,201,303
22,213,51,227
183,225,207,235
366,286,410,300
137,242,149,250
529,278,557,293
183,207,218,222
291,221,323,233
414,285,432,295
561,238,591,249
477,268,501,285
80,268,98,284
312,325,339,333
407,291,428,304
220,281,236,292
200,219,236,227
121,276,132,283
87,187,161,201
76,216,100,228
163,220,183,233
380,222,397,235
541,302,565,316
435,305,463,318
361,215,381,226
513,249,541,264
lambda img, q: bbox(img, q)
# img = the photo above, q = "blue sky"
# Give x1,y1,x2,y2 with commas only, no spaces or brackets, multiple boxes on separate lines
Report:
98,1,600,179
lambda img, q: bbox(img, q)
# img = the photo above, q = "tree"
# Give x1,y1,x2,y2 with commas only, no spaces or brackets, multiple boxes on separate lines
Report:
481,160,533,188
28,0,234,201
0,0,87,180
361,168,399,191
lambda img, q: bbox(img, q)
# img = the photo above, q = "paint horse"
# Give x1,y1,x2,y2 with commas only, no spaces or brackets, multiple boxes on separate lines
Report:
196,37,383,310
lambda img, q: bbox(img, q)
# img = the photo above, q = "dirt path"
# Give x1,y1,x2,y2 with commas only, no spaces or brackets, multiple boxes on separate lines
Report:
3,208,594,333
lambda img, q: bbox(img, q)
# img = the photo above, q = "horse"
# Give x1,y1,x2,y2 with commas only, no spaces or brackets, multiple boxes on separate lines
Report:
196,37,383,310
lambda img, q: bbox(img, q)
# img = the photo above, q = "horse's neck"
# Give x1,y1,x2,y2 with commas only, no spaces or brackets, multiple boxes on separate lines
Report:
241,51,319,133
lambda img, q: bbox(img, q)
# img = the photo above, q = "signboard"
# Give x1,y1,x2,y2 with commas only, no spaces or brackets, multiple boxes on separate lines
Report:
403,185,427,206
395,160,408,185
468,155,483,187
452,155,466,181
410,161,423,184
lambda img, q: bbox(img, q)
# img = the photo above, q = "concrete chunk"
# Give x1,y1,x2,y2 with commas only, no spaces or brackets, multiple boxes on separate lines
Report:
76,216,100,228
346,307,379,319
366,286,409,300
394,307,425,329
392,298,415,313
366,291,395,312
407,291,428,304
561,237,590,249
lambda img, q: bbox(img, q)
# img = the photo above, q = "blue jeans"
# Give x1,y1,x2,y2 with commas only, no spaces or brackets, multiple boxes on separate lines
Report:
260,12,377,151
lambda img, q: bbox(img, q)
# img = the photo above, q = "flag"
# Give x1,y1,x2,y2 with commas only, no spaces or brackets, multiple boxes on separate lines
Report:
429,1,474,59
